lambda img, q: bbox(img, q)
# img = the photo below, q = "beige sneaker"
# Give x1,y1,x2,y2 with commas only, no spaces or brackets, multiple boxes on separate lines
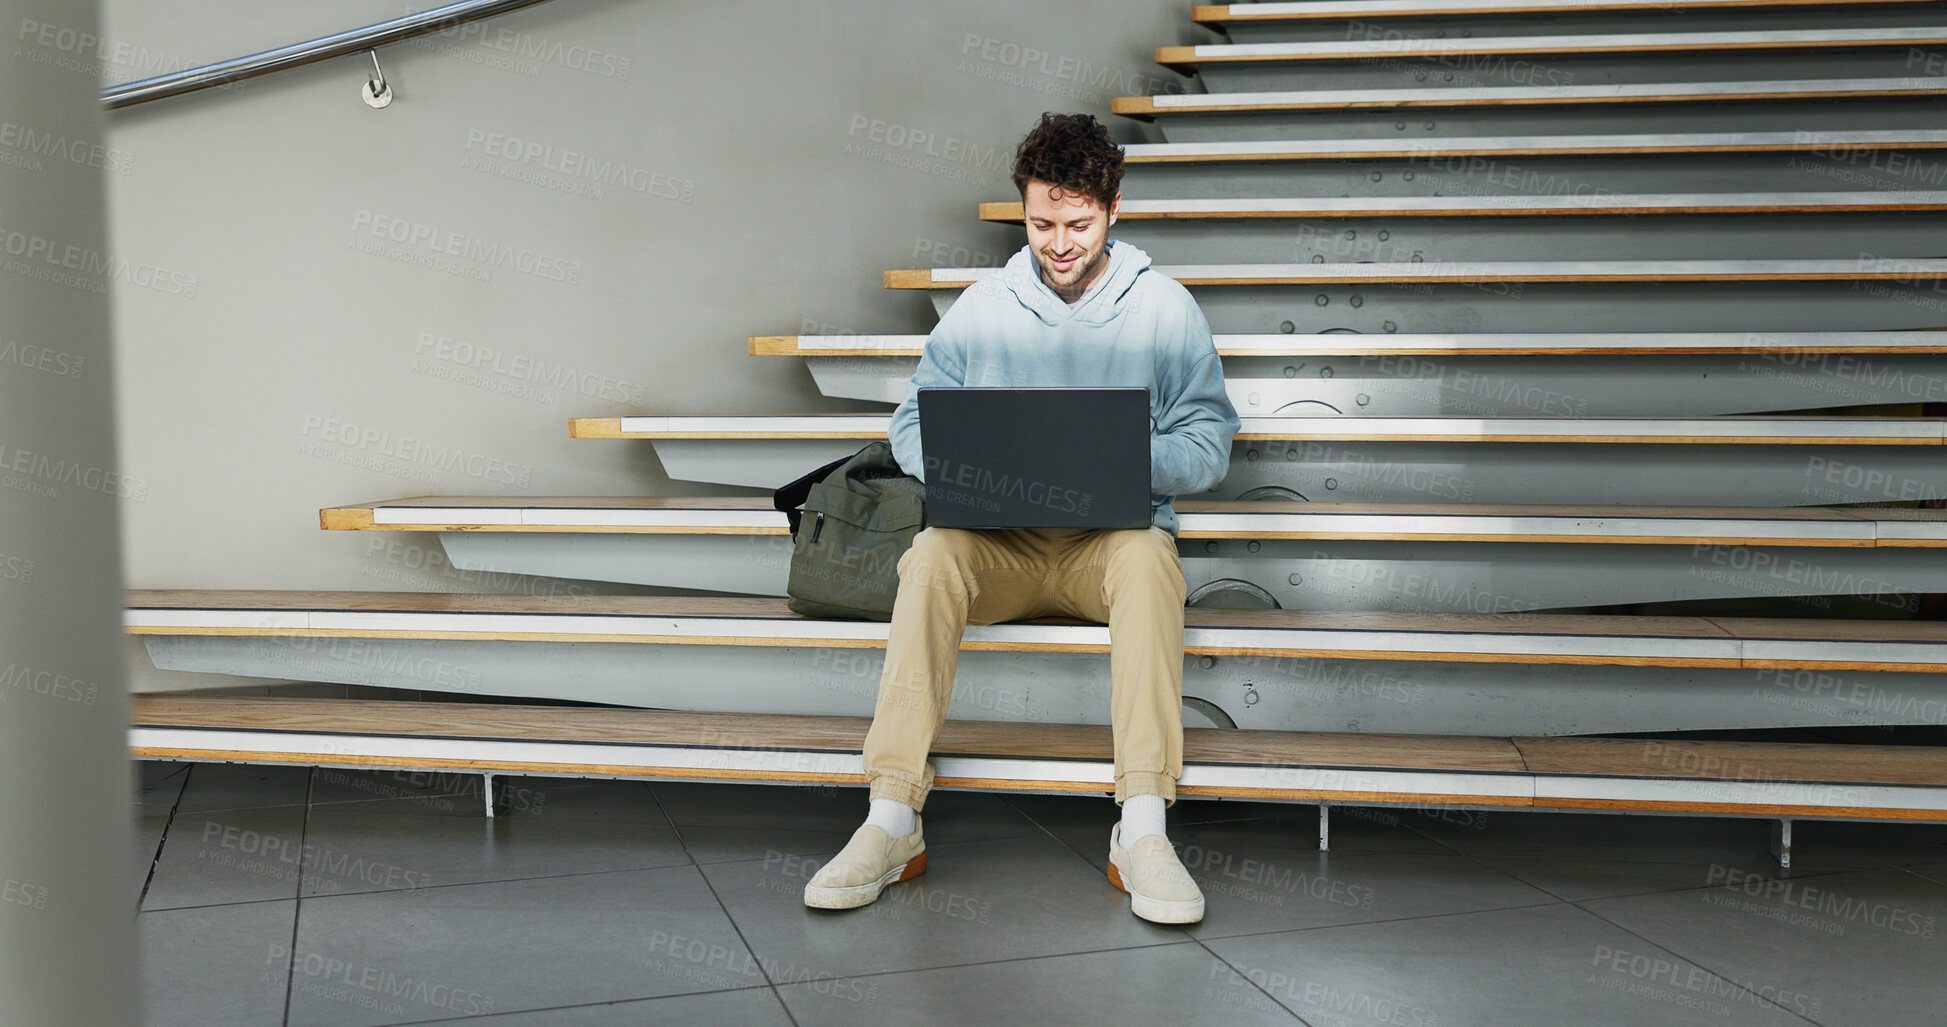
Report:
802,818,927,910
1107,823,1205,924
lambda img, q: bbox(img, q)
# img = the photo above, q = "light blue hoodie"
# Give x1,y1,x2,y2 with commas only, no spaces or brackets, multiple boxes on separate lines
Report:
888,239,1241,535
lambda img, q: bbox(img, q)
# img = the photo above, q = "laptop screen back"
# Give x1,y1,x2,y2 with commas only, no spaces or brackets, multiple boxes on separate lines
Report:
918,386,1151,530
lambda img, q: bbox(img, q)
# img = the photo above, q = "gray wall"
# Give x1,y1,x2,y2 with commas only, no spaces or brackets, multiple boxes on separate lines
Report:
2,0,138,1021
96,0,1193,692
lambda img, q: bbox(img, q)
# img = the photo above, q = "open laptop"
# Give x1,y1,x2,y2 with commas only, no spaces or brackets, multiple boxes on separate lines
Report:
918,386,1152,530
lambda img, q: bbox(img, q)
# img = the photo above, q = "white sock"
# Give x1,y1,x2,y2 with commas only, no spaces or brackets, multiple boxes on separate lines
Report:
1119,793,1167,848
865,798,916,839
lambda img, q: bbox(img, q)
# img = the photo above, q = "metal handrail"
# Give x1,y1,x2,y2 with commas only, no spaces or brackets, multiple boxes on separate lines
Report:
100,0,557,109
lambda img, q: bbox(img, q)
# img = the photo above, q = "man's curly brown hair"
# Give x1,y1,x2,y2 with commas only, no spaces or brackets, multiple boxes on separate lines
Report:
1011,112,1125,210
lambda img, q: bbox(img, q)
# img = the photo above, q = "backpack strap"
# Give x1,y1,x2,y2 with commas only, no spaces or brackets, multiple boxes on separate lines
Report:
772,451,854,536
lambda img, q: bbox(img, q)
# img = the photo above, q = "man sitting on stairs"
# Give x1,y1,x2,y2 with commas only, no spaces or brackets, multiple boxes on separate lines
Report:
803,112,1242,924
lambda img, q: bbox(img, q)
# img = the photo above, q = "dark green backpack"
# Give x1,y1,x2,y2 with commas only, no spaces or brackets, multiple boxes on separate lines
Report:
772,441,927,620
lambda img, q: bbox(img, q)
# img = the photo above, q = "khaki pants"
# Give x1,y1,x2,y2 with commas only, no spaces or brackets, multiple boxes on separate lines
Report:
861,524,1188,810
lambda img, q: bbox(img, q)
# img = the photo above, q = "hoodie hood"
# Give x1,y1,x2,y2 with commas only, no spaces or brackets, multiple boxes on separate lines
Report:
996,239,1153,327
886,236,1240,535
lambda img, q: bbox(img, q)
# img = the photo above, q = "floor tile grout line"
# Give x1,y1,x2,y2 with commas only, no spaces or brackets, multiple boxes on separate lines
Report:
259,795,709,901
998,793,1122,874
134,763,191,913
282,770,316,1027
382,984,781,1025
781,938,1199,988
1187,935,1318,1026
1566,897,1831,1026
138,895,299,915
246,857,705,906
767,983,803,1027
644,780,798,1022
693,862,792,997
638,780,699,867
1901,865,1947,888
1188,897,1568,946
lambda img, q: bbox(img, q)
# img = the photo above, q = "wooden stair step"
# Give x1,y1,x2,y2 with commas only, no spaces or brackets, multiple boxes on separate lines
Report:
1156,28,1947,70
123,590,1947,672
320,496,1947,547
980,192,1947,221
885,258,1947,289
1119,129,1947,163
1112,77,1947,116
128,695,1947,819
1193,0,1944,24
752,331,1947,356
568,413,1947,446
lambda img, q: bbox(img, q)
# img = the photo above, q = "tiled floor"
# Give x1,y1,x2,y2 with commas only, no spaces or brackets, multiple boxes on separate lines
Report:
133,761,1947,1026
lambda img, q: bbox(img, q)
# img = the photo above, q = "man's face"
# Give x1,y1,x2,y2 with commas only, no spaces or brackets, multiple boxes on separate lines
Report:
1022,179,1119,298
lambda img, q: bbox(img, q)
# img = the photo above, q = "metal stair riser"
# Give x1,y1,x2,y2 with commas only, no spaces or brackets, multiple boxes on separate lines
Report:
1193,52,1940,96
136,635,1947,735
647,439,1946,505
928,282,1947,334
804,354,1947,416
1100,217,1947,265
1212,9,1947,46
1123,157,1947,201
436,532,1947,613
1148,102,1947,145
